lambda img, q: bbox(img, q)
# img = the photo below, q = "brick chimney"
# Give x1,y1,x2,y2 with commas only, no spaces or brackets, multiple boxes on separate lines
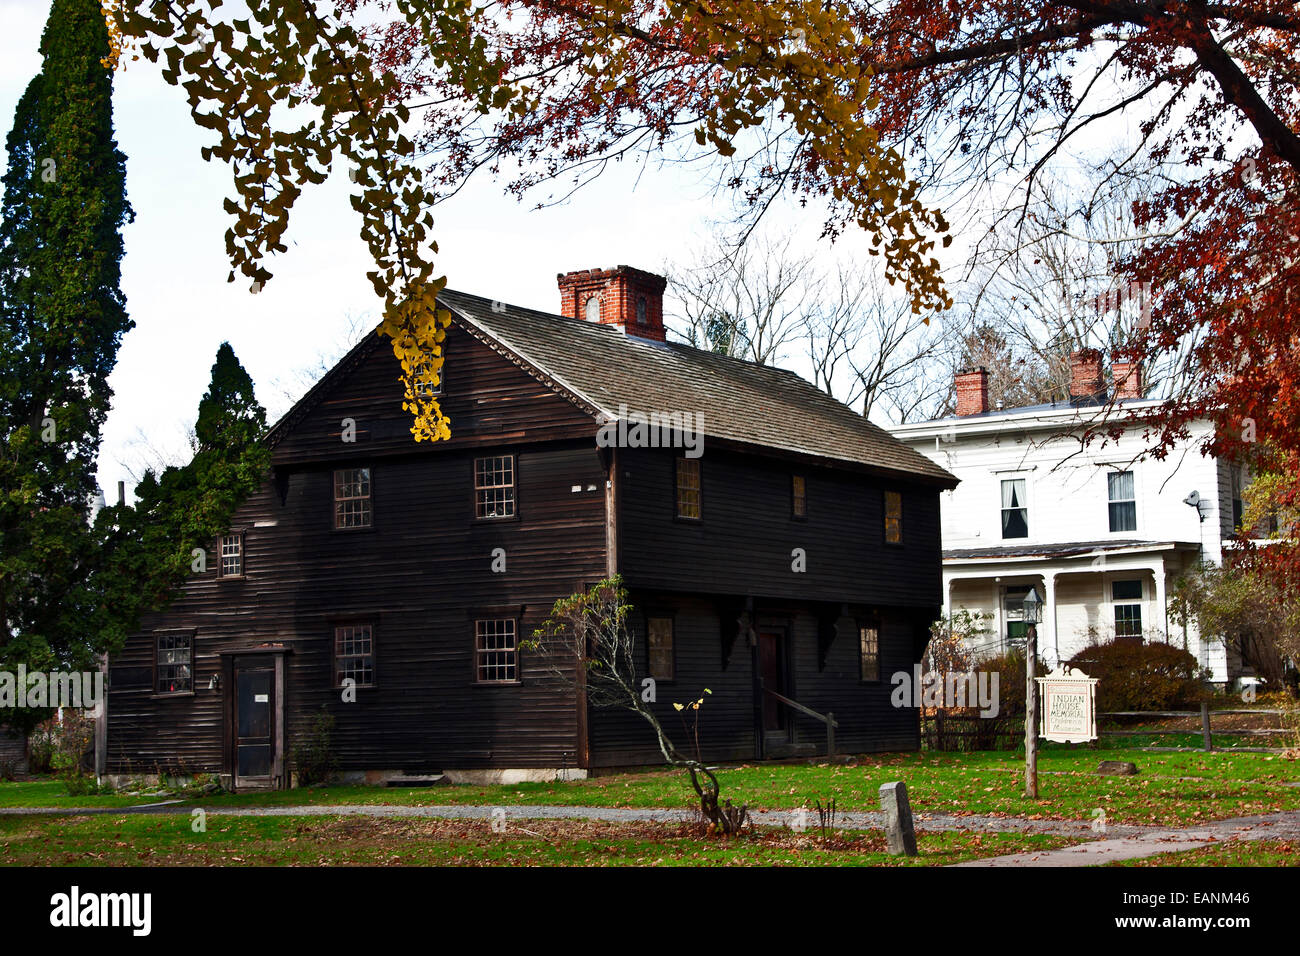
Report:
1069,348,1105,401
955,366,989,416
557,265,668,342
1111,357,1144,401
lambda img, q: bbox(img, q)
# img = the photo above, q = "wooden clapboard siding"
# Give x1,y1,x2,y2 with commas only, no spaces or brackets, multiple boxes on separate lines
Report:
270,323,597,466
108,311,948,779
585,597,928,766
107,326,608,775
615,445,943,606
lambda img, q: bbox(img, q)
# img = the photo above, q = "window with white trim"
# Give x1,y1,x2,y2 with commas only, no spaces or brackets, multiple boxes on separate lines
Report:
1112,580,1143,640
1001,478,1028,539
219,532,244,577
474,455,516,519
1108,471,1137,533
334,623,375,688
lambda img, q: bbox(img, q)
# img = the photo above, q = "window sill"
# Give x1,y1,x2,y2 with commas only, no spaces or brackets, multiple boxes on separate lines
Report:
151,691,196,700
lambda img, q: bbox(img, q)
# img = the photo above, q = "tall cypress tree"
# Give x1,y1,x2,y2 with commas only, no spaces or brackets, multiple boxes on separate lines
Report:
0,0,133,683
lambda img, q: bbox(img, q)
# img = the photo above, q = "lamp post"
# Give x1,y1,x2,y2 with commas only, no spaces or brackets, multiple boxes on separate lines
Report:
1022,585,1044,799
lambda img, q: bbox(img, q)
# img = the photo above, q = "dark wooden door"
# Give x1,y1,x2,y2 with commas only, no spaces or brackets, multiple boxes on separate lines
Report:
758,631,786,731
234,663,275,788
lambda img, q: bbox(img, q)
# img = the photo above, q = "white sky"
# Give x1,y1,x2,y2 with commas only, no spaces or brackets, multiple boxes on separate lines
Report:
0,0,978,501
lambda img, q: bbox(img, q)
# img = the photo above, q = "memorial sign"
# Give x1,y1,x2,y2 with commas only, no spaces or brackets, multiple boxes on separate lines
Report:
1035,665,1099,744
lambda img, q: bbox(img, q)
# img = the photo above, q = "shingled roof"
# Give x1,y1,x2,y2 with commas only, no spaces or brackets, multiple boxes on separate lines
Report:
439,288,956,485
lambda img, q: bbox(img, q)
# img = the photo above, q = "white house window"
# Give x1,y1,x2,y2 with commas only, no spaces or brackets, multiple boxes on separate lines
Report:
585,295,600,322
475,618,518,683
1108,471,1137,532
474,455,516,519
1001,478,1028,538
1113,580,1143,640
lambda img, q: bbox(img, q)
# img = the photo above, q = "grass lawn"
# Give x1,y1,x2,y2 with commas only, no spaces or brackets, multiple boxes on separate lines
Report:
3,746,1297,827
1112,839,1299,867
0,812,1077,867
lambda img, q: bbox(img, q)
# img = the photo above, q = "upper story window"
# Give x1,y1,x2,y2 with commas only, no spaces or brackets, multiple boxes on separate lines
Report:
1001,478,1028,539
412,357,443,398
1231,465,1245,531
585,295,600,322
156,632,193,695
884,491,903,544
475,618,518,683
791,475,807,518
676,457,701,520
1108,470,1136,532
475,455,516,519
219,532,244,577
1112,580,1143,640
859,623,880,682
334,623,375,688
333,467,372,529
647,617,674,680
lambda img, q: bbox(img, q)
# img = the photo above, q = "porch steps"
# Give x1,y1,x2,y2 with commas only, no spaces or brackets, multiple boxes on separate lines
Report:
763,733,818,760
385,774,447,788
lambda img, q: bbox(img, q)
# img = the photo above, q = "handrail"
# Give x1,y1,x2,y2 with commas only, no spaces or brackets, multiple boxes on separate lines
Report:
762,687,838,758
764,688,838,727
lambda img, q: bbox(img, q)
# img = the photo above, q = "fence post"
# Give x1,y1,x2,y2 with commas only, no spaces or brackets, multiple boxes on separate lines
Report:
1201,701,1213,752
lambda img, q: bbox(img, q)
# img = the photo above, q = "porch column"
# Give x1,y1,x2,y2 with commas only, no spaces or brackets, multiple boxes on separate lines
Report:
1043,572,1059,667
1151,563,1169,641
942,573,953,619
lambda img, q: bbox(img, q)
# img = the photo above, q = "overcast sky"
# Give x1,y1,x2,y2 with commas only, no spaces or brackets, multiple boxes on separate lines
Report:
0,0,968,501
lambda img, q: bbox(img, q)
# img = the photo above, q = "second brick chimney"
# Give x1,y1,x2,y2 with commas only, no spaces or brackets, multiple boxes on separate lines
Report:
1069,348,1105,401
557,266,668,342
955,366,990,416
1111,357,1144,401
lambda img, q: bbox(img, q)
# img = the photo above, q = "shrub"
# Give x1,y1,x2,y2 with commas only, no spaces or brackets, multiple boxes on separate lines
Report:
28,719,57,775
1067,641,1207,713
293,707,339,787
49,711,100,795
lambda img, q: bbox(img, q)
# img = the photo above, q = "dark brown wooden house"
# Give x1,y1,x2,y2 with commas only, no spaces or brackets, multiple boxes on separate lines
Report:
104,265,957,789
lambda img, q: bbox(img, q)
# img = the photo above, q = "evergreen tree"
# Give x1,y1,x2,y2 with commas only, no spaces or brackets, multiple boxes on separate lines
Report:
0,0,133,682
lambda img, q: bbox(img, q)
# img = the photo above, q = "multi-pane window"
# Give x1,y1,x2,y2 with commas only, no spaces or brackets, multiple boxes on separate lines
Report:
474,455,516,519
156,632,192,694
859,624,880,682
791,475,807,518
412,357,443,398
1001,478,1028,539
1003,586,1031,651
475,619,518,683
219,533,243,577
333,467,372,529
1113,580,1143,640
334,624,375,688
884,491,903,544
647,617,674,680
1108,471,1137,533
676,457,701,519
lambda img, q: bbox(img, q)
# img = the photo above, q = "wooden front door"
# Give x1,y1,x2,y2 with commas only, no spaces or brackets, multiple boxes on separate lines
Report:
758,631,787,731
234,661,276,789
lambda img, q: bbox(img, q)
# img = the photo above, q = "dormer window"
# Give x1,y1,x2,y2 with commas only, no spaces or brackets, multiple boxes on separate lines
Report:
585,295,600,322
636,296,648,325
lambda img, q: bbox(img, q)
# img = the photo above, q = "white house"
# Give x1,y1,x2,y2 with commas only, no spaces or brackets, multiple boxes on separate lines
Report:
888,350,1246,685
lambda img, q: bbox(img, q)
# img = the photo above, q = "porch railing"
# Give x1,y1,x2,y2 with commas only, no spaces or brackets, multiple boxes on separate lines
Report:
763,687,838,757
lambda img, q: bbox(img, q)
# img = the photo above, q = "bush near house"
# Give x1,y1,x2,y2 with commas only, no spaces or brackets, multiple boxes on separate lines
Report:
1066,642,1207,713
